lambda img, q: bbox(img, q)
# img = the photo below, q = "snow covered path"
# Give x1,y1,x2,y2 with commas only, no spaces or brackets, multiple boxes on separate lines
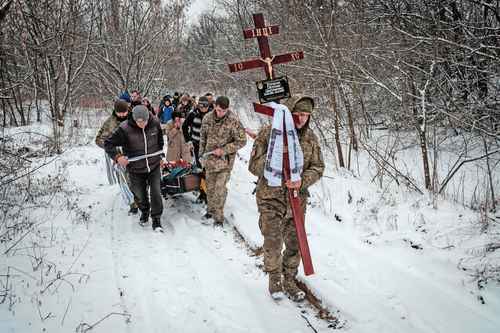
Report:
104,192,330,333
56,140,334,333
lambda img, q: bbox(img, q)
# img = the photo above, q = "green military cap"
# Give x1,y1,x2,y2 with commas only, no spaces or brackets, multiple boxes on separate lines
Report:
292,97,314,114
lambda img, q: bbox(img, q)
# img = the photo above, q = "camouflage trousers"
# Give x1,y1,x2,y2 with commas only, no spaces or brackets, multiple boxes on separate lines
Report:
258,194,307,278
205,169,231,222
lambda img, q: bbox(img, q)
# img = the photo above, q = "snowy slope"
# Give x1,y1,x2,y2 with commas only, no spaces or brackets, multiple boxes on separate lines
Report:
228,142,500,333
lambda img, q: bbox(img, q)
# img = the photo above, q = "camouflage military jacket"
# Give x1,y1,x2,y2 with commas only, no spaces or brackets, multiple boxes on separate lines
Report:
199,109,247,172
249,124,324,202
95,113,123,148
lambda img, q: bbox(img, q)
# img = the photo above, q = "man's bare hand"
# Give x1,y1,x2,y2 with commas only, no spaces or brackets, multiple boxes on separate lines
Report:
245,128,257,139
285,179,301,189
117,155,129,167
213,148,224,157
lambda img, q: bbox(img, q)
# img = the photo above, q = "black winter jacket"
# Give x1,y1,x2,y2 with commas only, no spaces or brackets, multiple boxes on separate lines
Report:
104,113,164,174
182,108,210,144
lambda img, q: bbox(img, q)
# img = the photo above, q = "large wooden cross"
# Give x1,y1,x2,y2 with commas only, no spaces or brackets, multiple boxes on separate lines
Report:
228,13,314,276
228,15,303,80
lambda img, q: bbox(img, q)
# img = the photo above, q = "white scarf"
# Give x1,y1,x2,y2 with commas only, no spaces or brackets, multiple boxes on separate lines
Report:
263,102,304,187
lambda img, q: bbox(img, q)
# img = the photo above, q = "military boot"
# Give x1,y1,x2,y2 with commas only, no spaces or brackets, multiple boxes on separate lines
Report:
196,190,207,204
268,272,284,300
283,275,305,302
213,216,224,228
201,212,213,225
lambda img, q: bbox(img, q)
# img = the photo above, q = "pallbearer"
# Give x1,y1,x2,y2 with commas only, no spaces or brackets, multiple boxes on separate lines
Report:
228,13,324,301
249,97,324,301
199,96,247,226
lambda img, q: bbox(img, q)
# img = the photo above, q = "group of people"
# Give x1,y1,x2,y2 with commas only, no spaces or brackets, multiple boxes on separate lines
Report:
95,89,324,302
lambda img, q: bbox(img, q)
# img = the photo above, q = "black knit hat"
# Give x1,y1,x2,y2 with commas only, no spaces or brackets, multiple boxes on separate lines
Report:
198,96,209,107
215,96,230,109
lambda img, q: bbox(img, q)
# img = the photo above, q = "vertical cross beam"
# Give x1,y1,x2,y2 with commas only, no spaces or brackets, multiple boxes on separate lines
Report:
252,13,274,79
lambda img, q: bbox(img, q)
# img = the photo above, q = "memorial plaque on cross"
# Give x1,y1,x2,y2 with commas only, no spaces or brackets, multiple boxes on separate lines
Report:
227,13,314,276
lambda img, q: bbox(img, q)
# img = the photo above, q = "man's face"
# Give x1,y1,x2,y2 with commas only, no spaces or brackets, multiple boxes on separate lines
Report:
135,119,147,129
215,105,228,118
207,95,214,104
131,91,141,102
199,103,209,113
116,110,128,119
294,112,310,129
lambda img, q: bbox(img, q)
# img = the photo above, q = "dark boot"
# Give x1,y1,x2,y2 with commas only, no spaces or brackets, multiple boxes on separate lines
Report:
152,217,163,232
128,203,139,215
139,211,149,226
196,190,207,204
213,218,224,228
201,212,213,225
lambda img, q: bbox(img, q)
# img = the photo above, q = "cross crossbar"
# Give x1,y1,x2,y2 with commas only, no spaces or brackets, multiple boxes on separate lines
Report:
227,13,304,80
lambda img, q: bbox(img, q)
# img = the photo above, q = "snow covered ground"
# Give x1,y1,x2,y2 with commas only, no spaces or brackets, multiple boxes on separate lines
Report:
1,122,499,333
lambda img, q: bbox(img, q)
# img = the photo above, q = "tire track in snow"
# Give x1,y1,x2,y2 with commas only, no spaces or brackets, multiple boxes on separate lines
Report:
109,193,133,332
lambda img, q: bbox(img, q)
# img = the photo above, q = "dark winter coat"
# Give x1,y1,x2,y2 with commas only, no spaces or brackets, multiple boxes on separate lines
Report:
182,108,210,144
176,103,192,116
104,113,164,174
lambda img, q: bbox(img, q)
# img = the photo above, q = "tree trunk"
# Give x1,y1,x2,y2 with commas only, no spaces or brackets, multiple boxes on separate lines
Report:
416,86,432,191
330,81,345,168
343,86,358,152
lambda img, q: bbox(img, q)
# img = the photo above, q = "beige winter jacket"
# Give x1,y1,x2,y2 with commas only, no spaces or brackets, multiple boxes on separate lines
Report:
166,122,192,163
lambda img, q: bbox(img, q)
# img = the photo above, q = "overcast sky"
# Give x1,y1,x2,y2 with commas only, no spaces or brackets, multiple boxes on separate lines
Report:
186,0,215,24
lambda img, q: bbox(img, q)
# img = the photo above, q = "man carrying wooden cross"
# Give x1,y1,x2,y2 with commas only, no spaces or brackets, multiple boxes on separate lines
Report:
248,96,324,301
